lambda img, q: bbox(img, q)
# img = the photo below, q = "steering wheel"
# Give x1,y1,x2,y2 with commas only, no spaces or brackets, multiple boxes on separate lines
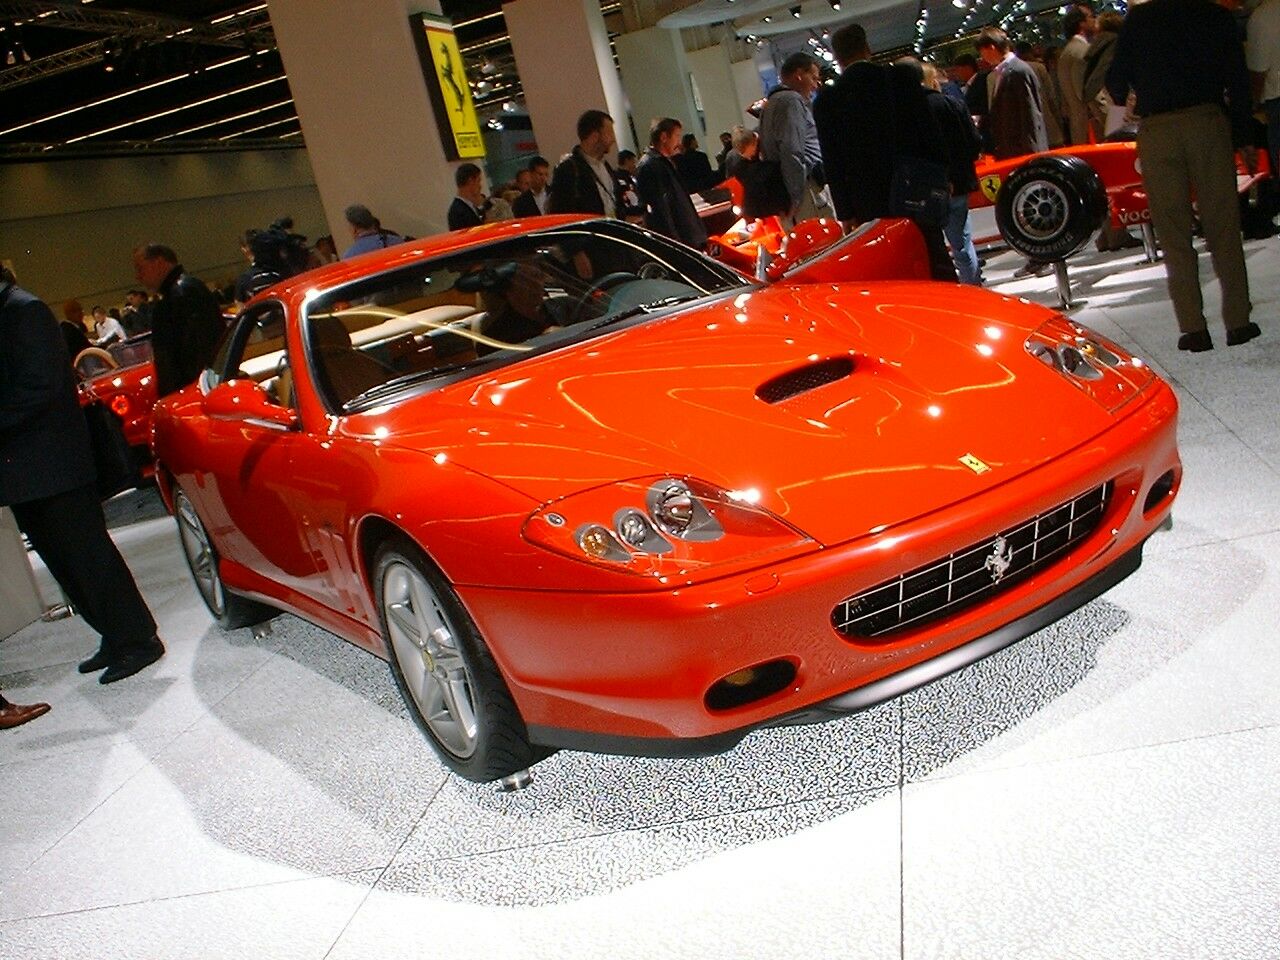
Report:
569,271,640,323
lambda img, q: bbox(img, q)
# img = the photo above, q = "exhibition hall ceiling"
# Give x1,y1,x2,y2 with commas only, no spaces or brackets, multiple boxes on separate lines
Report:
0,0,1060,160
0,0,545,158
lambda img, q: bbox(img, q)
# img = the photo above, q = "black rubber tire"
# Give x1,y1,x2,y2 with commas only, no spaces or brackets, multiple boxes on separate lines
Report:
373,537,549,782
173,486,276,631
994,155,1108,262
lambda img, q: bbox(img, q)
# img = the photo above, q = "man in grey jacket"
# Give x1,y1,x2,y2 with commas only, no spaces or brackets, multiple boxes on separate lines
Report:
758,51,832,227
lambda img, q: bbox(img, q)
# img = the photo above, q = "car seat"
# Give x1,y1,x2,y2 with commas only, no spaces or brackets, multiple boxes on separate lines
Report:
309,314,393,408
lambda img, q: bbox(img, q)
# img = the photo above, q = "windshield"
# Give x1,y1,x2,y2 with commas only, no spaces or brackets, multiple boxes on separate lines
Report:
303,220,750,412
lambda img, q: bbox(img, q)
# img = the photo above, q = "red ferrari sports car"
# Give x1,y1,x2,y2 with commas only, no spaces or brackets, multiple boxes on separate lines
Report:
77,343,158,477
152,216,1180,783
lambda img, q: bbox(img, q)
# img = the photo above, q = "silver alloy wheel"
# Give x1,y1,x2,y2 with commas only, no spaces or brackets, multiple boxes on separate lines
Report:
382,560,479,759
1011,180,1070,242
175,490,226,617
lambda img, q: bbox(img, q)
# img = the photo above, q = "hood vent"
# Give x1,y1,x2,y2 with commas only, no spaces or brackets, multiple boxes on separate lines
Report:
755,356,855,404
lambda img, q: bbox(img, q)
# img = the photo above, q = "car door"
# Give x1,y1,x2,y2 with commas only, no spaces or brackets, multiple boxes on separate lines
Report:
193,300,318,597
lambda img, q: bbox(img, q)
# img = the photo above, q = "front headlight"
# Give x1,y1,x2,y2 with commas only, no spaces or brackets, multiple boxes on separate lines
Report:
522,475,815,580
1024,315,1153,412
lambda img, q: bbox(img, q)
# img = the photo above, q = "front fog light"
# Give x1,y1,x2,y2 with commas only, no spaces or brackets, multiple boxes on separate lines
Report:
617,510,651,545
614,509,672,554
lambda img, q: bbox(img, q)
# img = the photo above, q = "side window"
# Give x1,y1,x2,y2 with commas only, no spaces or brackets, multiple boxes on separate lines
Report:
213,302,293,407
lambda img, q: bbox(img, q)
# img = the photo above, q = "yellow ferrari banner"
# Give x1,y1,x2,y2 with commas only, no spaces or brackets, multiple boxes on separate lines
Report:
415,16,485,160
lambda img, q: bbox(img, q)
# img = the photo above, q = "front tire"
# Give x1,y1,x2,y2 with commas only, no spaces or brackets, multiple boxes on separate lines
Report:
995,155,1108,262
174,487,276,630
374,537,544,782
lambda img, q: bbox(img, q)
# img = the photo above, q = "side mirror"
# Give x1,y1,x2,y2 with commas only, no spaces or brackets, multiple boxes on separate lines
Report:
204,379,298,432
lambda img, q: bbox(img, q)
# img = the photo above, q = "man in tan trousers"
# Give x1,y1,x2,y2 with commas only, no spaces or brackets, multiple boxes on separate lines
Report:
1106,0,1261,352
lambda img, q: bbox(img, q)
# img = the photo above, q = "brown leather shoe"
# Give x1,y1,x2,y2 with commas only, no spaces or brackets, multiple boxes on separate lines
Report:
0,700,51,729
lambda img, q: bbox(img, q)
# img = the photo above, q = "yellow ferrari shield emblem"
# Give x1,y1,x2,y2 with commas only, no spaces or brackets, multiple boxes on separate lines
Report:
979,174,1002,203
960,453,991,475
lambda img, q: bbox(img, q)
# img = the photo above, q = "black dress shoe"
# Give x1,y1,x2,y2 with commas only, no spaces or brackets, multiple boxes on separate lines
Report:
78,649,112,674
1226,322,1261,346
1178,330,1214,352
99,640,165,685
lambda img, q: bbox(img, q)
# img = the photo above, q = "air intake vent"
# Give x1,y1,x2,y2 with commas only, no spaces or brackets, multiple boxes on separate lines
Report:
832,482,1112,640
756,356,854,404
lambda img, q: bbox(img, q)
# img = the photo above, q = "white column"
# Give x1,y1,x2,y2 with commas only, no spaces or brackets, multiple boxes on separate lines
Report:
615,26,702,145
733,57,768,114
688,43,742,144
503,0,633,157
0,508,42,639
268,0,458,241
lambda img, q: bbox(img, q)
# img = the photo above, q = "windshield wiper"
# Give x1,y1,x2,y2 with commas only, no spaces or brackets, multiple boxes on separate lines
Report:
586,294,702,331
343,359,482,409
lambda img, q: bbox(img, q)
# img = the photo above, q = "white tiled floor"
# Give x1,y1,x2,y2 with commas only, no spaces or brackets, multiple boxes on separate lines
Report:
3,237,1278,959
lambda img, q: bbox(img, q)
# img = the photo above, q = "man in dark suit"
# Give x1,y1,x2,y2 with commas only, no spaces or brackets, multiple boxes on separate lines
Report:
132,244,226,398
976,27,1048,159
512,156,551,218
448,163,489,231
672,133,718,193
549,109,619,217
813,23,956,281
0,268,163,688
636,118,708,250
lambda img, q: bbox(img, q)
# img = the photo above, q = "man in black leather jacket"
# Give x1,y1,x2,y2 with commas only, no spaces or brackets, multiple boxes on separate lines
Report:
636,118,708,250
0,268,163,690
549,109,619,217
132,244,227,397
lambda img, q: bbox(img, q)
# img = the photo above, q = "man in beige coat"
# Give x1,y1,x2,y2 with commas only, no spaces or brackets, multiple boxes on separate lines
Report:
1058,4,1097,144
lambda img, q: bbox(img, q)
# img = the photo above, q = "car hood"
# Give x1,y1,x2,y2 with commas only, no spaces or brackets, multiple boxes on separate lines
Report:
360,283,1149,546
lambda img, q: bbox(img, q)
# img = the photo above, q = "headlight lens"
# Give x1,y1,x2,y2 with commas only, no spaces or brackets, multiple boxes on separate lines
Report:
523,475,814,580
647,480,723,541
1024,315,1153,412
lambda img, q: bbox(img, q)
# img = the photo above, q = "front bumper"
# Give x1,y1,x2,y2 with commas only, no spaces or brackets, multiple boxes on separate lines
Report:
528,539,1143,758
458,381,1179,755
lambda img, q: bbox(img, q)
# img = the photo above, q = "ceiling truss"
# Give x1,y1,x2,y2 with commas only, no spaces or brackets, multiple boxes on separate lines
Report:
0,1,272,92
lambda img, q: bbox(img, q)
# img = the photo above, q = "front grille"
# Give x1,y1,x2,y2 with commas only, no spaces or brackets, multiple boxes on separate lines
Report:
832,482,1111,640
756,357,854,404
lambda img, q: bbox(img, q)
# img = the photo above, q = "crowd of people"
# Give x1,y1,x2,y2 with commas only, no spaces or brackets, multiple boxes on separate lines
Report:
419,0,1268,350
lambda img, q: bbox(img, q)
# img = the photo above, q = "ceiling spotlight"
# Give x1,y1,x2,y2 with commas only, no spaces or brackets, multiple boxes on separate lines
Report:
790,5,802,17
828,0,842,9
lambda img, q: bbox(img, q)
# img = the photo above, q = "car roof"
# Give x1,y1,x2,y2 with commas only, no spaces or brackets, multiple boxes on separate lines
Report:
246,215,597,308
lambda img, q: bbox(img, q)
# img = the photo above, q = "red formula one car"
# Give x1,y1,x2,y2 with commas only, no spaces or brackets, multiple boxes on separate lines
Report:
151,216,1180,782
717,141,1265,268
